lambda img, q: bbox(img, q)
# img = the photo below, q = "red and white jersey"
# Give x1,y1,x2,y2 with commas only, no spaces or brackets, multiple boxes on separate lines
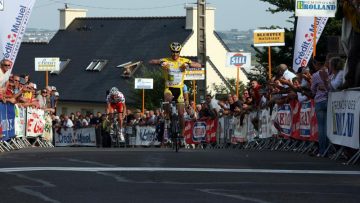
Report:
107,91,125,103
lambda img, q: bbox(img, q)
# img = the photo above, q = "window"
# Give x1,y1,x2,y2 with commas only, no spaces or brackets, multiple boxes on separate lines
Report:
50,59,71,75
85,59,108,72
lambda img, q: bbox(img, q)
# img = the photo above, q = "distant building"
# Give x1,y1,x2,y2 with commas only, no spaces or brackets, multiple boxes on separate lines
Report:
14,6,248,115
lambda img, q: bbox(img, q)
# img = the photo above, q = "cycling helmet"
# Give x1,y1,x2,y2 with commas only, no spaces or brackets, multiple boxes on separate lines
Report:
169,42,182,52
109,87,119,95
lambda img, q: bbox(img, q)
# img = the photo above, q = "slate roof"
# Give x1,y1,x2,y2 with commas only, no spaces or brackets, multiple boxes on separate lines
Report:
13,17,193,104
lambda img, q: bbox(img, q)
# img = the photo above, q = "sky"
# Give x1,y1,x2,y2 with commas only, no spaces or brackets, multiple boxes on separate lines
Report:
28,0,293,31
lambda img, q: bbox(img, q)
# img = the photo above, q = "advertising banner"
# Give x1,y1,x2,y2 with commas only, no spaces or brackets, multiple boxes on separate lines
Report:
226,52,251,68
184,119,218,144
134,78,153,89
184,67,205,80
299,100,318,141
231,116,247,143
290,100,301,140
327,91,360,149
135,125,158,146
276,104,292,137
259,109,272,139
295,0,337,17
14,104,26,138
253,29,285,47
246,112,258,141
54,127,96,147
0,102,15,141
292,17,328,72
42,113,53,142
35,57,60,71
54,128,74,147
0,0,36,86
26,107,45,138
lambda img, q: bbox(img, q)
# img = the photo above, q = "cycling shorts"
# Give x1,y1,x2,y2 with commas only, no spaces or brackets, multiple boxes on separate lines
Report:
110,102,124,113
164,87,184,103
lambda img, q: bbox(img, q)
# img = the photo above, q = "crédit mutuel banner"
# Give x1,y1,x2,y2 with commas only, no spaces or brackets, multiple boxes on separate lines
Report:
292,0,336,72
0,0,36,75
292,17,328,72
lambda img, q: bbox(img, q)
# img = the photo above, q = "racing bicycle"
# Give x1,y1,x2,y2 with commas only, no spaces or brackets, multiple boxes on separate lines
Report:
108,112,125,148
163,101,181,152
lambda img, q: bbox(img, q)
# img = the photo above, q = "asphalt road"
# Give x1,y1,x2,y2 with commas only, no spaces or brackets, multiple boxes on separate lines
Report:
1,147,359,203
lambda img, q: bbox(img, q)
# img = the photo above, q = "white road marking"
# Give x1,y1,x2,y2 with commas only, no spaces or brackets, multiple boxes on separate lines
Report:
200,189,272,203
1,167,360,175
12,173,60,203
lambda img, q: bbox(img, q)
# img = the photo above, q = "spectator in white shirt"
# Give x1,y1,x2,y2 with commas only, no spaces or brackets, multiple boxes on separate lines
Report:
327,57,345,91
63,115,74,128
277,64,297,85
0,59,12,87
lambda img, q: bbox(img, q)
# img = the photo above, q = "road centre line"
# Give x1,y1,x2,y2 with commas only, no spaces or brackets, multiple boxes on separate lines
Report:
1,167,360,175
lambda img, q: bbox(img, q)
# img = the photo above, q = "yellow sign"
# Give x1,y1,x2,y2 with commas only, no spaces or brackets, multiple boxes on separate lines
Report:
185,68,205,80
253,29,285,47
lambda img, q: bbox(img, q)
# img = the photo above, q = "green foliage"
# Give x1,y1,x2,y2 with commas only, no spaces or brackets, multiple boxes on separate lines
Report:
253,0,343,78
259,0,296,13
131,68,165,110
210,78,246,96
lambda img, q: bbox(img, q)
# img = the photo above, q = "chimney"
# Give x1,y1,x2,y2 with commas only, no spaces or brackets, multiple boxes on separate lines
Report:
185,6,215,31
58,7,87,30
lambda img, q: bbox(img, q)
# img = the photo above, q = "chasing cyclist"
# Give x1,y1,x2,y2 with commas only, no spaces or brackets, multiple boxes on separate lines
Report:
149,42,201,132
106,87,127,141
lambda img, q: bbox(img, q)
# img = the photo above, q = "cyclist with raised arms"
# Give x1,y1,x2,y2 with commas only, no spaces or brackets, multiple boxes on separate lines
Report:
149,42,201,132
106,87,127,140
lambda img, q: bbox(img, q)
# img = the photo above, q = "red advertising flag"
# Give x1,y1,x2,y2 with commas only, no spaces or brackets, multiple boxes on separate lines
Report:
290,100,302,140
184,119,218,144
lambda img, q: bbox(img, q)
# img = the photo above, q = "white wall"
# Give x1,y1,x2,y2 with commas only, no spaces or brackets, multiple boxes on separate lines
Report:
59,8,87,30
182,6,248,93
57,101,105,116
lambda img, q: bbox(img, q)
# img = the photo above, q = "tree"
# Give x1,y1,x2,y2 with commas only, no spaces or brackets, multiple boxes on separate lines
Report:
131,67,165,110
254,0,342,76
210,78,246,97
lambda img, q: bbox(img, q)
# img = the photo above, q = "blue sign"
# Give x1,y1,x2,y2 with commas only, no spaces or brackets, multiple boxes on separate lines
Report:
0,103,15,141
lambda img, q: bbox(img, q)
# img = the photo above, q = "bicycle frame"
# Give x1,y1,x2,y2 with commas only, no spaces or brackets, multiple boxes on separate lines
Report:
107,112,124,148
169,101,180,152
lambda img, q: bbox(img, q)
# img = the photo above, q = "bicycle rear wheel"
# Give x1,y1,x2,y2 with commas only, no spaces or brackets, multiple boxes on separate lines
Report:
171,114,180,152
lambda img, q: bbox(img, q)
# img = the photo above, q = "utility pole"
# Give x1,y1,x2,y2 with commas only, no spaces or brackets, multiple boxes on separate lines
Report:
197,0,206,101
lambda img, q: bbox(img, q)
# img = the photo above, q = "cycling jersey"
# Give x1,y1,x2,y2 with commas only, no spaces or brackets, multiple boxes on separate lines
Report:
160,57,191,88
160,57,191,103
106,91,125,104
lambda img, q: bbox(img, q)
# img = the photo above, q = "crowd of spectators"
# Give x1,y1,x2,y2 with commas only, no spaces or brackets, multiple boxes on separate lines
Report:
49,52,353,150
0,59,60,114
2,50,357,152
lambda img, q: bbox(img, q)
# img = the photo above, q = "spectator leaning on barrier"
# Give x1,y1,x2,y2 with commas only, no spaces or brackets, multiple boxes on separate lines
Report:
205,94,221,118
231,94,243,117
326,56,345,91
0,59,12,87
63,115,74,128
198,100,215,120
311,54,329,157
250,80,262,108
277,63,297,83
146,110,157,125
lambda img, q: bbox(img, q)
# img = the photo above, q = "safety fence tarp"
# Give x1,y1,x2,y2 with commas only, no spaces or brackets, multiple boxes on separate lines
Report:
54,127,96,147
327,91,360,149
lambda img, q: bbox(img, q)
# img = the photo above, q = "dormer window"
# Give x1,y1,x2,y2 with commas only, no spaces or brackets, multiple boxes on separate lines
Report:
86,59,108,72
